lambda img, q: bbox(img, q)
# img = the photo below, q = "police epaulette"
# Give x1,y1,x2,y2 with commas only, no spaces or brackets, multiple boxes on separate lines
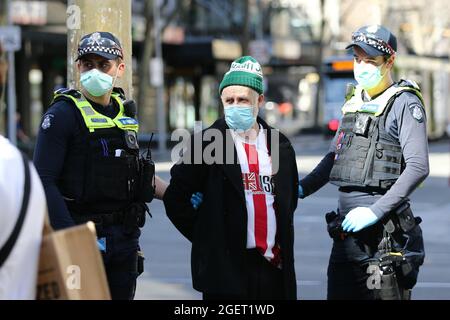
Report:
54,87,82,99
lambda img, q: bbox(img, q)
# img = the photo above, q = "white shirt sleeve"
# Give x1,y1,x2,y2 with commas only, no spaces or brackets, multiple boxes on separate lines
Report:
0,136,46,300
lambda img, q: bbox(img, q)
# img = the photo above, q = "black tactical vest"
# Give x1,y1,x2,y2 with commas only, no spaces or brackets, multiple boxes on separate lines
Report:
329,81,424,190
54,89,141,214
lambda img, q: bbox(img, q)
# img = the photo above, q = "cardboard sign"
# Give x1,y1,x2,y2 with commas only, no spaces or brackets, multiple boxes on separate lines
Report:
36,218,110,300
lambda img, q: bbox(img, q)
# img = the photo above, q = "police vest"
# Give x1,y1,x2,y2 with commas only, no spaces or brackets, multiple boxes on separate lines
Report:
53,89,141,213
329,80,424,190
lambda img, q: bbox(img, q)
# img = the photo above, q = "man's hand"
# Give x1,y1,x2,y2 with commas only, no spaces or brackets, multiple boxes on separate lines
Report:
191,192,204,210
342,207,378,232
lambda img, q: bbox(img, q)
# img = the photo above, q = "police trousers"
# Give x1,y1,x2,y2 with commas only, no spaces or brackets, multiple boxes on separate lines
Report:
327,191,425,300
97,224,143,300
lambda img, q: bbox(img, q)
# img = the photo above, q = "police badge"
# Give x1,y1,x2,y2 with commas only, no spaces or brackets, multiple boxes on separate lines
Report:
409,104,424,123
41,114,54,130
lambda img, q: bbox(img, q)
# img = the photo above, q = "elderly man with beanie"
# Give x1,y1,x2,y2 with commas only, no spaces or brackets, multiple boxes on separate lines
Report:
164,56,299,300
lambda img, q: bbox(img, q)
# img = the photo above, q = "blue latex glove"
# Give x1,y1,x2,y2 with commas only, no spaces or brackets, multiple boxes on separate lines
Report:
97,239,106,252
298,184,304,199
191,192,204,210
342,207,378,232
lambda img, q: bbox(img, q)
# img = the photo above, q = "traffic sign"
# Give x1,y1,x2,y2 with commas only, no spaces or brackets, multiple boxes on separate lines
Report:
0,26,22,52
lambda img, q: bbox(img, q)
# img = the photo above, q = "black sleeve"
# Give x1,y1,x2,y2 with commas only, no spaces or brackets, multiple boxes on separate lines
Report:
33,101,78,230
299,151,335,198
298,126,340,197
370,93,429,217
163,133,207,241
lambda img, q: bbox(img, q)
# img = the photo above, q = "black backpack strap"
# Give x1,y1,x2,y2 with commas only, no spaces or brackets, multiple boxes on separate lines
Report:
0,152,31,268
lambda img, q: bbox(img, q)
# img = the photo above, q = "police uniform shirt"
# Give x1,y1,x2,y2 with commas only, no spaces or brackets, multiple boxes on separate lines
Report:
329,86,430,217
34,96,120,230
0,135,46,299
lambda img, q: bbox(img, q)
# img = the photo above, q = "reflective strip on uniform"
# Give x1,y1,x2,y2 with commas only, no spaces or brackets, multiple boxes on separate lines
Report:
53,92,139,133
342,85,423,116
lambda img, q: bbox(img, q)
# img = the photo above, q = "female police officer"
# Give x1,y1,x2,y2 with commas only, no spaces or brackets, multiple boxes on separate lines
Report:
34,32,168,300
299,25,428,300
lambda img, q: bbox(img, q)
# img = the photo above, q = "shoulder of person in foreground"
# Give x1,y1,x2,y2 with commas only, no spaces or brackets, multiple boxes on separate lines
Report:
0,136,24,238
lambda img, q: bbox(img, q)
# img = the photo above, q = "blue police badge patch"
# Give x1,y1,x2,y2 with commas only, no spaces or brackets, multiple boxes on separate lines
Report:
41,114,54,130
409,104,424,123
119,118,138,125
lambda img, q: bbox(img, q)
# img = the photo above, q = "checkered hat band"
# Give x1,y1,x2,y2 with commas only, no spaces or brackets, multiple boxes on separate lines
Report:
352,32,395,55
78,46,123,58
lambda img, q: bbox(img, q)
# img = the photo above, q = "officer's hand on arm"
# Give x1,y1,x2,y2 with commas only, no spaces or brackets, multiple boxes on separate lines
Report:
155,174,203,209
342,207,378,232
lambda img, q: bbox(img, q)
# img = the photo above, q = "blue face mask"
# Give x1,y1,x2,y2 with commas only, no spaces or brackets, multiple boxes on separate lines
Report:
224,105,256,131
353,60,385,90
80,68,116,97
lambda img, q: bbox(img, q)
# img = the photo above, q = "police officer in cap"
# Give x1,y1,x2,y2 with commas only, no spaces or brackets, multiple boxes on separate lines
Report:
34,31,169,299
298,25,429,299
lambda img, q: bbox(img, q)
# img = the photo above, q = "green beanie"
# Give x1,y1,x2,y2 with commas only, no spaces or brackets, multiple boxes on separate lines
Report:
219,56,263,95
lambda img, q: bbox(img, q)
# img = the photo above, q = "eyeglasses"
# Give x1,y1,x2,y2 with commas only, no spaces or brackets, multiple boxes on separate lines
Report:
351,32,395,56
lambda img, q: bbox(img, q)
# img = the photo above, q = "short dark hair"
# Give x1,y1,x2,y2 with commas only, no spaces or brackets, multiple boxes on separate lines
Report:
383,55,392,62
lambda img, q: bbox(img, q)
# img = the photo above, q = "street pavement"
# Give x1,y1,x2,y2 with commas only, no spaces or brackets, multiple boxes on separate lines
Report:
135,134,450,300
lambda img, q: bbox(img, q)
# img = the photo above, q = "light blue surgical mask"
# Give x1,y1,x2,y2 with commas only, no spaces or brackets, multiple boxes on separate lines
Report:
224,105,256,131
353,60,385,90
80,68,116,97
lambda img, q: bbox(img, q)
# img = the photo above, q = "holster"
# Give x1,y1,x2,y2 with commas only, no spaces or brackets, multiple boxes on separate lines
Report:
368,256,412,300
373,202,424,293
123,202,150,234
383,202,420,237
325,211,347,240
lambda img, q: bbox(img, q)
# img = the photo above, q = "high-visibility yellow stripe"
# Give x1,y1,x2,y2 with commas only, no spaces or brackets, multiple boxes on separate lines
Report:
54,91,138,132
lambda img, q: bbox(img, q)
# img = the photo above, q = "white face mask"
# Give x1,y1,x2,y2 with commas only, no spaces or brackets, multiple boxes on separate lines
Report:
353,60,385,90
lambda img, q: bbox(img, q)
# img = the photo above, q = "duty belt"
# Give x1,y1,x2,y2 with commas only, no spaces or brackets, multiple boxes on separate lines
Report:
339,186,387,195
71,202,150,228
